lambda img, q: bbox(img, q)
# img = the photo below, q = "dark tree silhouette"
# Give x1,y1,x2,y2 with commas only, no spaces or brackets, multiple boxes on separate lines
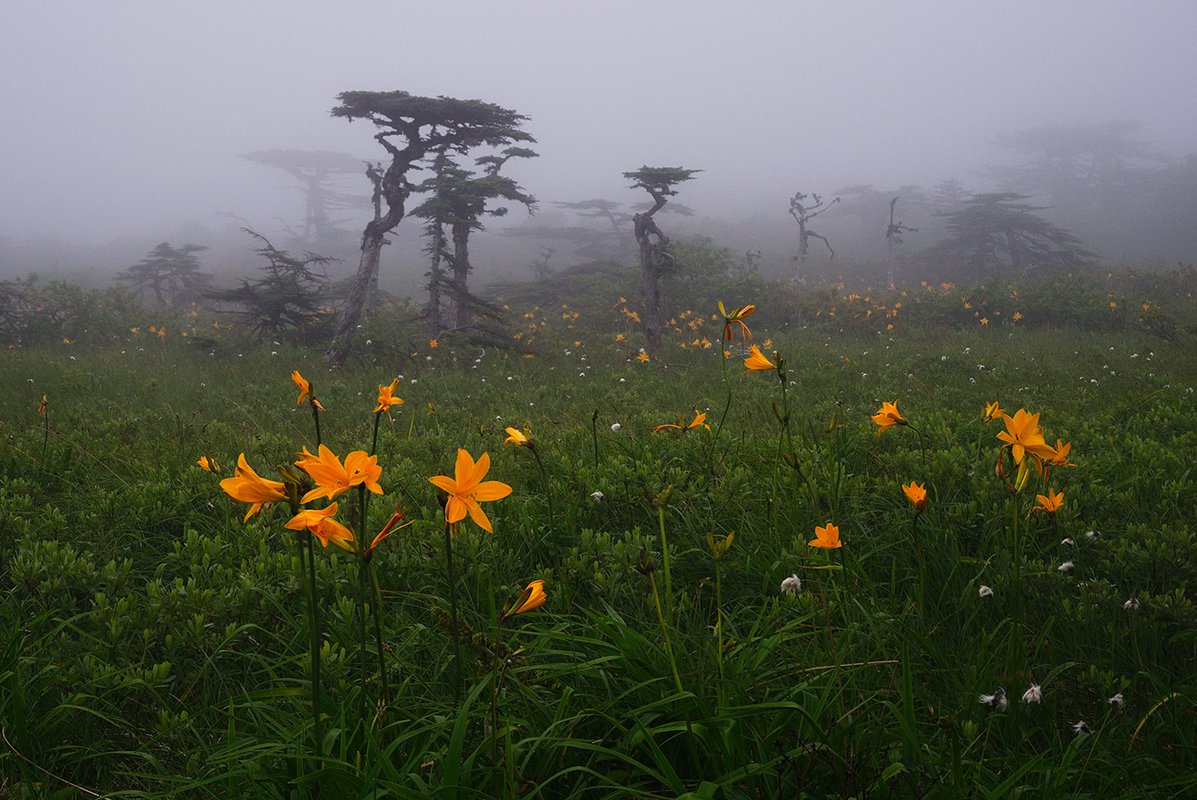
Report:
885,197,918,289
206,230,334,342
788,191,838,285
624,166,700,355
118,242,211,307
240,149,366,249
929,193,1096,279
324,91,534,365
412,147,535,334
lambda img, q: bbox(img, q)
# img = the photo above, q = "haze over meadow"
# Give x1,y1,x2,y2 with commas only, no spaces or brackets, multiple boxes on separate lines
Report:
3,1,1196,277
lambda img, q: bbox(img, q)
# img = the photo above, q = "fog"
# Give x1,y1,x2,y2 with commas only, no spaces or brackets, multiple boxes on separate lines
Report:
3,1,1196,282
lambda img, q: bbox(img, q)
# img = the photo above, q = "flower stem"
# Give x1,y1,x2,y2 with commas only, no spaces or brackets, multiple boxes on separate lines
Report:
648,571,683,694
657,504,673,623
590,408,599,469
304,534,323,758
443,521,463,702
530,447,554,538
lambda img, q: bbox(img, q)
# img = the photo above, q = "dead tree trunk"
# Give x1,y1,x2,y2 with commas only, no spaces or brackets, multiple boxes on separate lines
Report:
633,195,668,356
365,163,385,312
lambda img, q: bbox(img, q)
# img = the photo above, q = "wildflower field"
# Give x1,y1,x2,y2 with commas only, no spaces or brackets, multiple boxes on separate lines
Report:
3,272,1197,798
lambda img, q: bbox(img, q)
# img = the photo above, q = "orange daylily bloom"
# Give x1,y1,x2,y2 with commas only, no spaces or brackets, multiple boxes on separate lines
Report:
809,522,843,549
652,410,709,433
743,344,777,372
285,502,355,550
374,378,404,417
996,409,1056,465
871,401,906,434
37,394,48,415
902,481,927,512
295,444,383,503
982,401,1004,422
428,448,512,533
292,370,311,405
220,453,287,522
502,579,547,620
1047,439,1075,468
504,426,533,448
1036,487,1064,513
637,352,650,363
197,454,219,473
718,300,756,342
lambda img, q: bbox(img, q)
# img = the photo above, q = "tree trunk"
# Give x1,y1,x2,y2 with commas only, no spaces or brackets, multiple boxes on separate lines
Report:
451,221,471,329
635,221,662,356
427,226,445,340
795,225,808,286
325,231,383,365
886,241,896,290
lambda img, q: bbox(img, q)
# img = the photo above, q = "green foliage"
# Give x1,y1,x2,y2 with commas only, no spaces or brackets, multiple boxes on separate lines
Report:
623,166,702,197
3,276,1197,796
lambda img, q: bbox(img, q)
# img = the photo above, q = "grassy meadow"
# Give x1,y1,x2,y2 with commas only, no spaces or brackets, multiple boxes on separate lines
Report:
2,266,1197,798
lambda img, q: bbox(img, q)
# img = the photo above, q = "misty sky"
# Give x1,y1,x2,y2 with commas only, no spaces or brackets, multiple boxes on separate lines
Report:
4,1,1197,244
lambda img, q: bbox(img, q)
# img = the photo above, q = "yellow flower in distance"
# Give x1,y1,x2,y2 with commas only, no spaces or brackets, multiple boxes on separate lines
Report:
809,522,842,549
902,481,927,511
743,344,777,372
637,351,650,363
652,410,709,433
285,502,355,550
1047,439,1075,468
871,401,906,434
296,444,383,503
220,453,287,522
718,300,756,342
982,401,1004,422
197,454,219,473
374,378,404,417
502,579,547,620
504,426,533,448
996,409,1056,464
428,448,512,533
37,394,48,415
1036,487,1064,514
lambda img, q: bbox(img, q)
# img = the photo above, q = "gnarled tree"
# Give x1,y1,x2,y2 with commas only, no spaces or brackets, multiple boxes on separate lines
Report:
624,166,700,355
413,147,536,334
788,191,838,286
884,197,917,289
324,91,534,365
240,149,366,250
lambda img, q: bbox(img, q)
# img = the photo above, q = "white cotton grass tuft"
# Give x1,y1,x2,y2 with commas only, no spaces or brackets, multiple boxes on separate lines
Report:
780,575,802,595
1021,684,1042,704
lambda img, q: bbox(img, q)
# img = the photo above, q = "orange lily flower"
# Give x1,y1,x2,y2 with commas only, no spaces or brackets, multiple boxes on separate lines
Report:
220,453,287,522
502,579,547,620
363,507,413,561
428,448,512,533
996,409,1056,464
718,300,756,342
37,394,48,415
1036,487,1064,513
295,444,383,503
652,410,709,433
902,481,927,512
809,522,843,549
982,401,1004,422
197,454,219,473
504,426,533,448
743,344,777,372
871,401,906,434
285,502,355,550
374,378,404,418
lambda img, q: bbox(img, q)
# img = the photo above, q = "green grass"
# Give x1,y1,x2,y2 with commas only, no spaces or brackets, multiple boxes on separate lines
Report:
2,300,1197,798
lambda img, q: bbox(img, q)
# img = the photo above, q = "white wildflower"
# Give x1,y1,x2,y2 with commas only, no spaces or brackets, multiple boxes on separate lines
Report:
610,423,622,433
1108,693,1124,709
1022,684,1042,704
590,491,604,502
1061,538,1075,547
1123,597,1140,611
780,575,802,595
978,585,994,598
979,688,1007,711
1058,561,1074,573
1086,530,1100,541
1071,720,1089,735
